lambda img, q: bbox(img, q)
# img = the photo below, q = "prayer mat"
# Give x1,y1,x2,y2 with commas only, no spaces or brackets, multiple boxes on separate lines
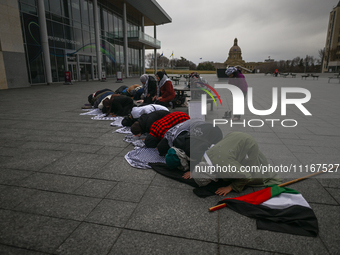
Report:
91,114,119,121
115,126,132,134
125,148,166,169
110,117,124,127
123,133,146,148
80,108,101,115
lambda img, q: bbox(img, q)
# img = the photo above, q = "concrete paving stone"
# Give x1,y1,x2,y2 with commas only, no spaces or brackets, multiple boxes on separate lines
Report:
116,144,135,156
297,134,340,142
287,178,338,205
249,124,274,133
20,141,63,150
90,132,131,147
0,146,28,157
41,152,114,177
268,126,313,134
95,145,125,156
54,130,109,139
318,178,340,188
73,179,117,198
17,172,87,193
8,128,57,137
55,142,103,153
281,138,340,148
15,190,101,221
22,134,75,144
285,144,317,154
125,186,219,242
0,244,46,254
218,207,329,254
256,144,295,158
55,222,121,255
326,188,340,205
109,229,218,255
219,245,278,255
275,133,300,139
151,172,194,190
0,131,26,140
0,119,21,127
4,121,47,130
306,126,340,136
0,139,27,148
0,209,79,254
85,199,137,227
311,146,340,155
0,185,7,192
312,204,340,255
246,132,279,139
0,169,33,185
105,181,149,202
250,136,283,145
92,157,156,185
0,186,37,210
0,150,68,171
293,153,340,169
314,122,339,128
266,156,304,179
66,125,111,134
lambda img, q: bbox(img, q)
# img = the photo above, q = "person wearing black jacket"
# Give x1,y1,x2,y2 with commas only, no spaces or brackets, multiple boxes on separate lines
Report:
102,95,134,116
130,110,170,136
139,74,157,105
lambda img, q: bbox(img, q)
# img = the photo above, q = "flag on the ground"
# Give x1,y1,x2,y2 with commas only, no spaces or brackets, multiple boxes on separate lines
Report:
170,52,173,57
159,53,163,58
218,185,318,237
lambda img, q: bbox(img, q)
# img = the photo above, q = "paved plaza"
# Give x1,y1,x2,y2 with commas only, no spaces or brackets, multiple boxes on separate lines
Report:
0,73,339,254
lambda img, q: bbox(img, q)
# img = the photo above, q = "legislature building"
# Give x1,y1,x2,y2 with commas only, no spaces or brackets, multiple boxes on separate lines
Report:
213,38,265,73
0,0,171,89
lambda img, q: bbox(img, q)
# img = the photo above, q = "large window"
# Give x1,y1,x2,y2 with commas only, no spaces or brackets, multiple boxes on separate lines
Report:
19,0,143,84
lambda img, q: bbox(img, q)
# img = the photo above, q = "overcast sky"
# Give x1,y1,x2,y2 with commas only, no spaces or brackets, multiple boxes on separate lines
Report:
145,0,339,65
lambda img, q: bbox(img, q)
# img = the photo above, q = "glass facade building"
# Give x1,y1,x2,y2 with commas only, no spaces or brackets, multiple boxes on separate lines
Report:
16,0,170,84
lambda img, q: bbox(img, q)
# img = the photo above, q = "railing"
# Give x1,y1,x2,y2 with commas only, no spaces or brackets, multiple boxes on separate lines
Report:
127,31,161,47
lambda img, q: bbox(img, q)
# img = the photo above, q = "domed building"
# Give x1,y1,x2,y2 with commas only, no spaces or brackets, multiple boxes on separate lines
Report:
225,38,246,67
213,38,267,74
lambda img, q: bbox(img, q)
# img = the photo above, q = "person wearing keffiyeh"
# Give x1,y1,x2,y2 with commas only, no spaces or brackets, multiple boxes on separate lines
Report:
144,111,190,148
153,71,176,107
139,74,157,104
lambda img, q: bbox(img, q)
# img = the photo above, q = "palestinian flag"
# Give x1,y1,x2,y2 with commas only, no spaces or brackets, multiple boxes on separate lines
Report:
216,185,318,237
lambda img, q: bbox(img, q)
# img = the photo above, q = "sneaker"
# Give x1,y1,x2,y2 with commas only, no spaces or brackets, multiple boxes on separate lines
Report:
169,102,174,109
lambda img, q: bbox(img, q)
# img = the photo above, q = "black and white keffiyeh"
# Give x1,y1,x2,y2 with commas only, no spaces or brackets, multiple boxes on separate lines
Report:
125,147,166,169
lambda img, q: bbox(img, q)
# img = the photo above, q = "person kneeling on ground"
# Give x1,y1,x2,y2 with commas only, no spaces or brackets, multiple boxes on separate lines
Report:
139,74,157,104
183,131,281,196
153,71,176,107
130,110,170,135
142,111,190,148
121,84,143,99
102,95,134,117
122,104,169,127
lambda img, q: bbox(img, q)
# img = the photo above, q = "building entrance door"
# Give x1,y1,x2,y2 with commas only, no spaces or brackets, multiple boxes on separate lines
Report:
93,64,98,80
68,63,78,81
80,64,92,80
